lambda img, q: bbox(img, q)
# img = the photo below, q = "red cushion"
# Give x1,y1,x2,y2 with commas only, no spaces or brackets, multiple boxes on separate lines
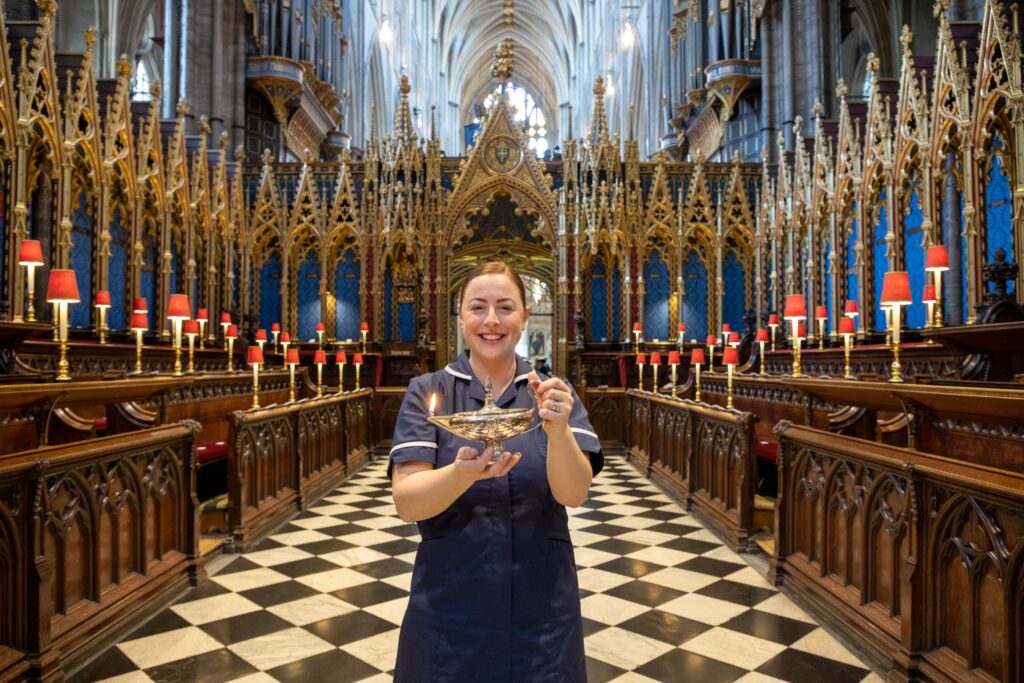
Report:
197,441,228,465
755,440,779,463
94,417,108,432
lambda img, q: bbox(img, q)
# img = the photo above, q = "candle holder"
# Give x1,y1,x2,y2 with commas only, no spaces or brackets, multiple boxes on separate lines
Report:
95,290,110,344
427,377,541,455
130,312,147,374
635,353,645,391
184,320,199,373
314,350,326,397
196,309,208,349
360,322,369,353
226,324,238,372
756,328,769,375
248,346,264,409
690,349,705,403
668,351,680,398
18,239,44,322
336,351,347,392
166,293,190,378
354,353,363,390
650,353,661,393
881,272,911,383
815,306,828,350
706,337,716,373
286,348,299,401
926,245,949,328
768,314,779,352
784,295,806,378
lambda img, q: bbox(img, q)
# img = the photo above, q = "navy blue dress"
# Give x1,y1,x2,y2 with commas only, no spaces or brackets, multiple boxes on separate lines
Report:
388,351,603,683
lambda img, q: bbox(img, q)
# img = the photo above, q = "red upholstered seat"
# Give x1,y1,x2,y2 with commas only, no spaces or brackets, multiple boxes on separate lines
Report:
94,417,108,432
197,441,229,465
755,440,778,463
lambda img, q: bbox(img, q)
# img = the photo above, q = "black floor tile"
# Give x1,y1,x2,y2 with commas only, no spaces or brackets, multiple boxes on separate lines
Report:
719,609,817,646
273,556,348,578
330,580,408,608
143,647,257,683
644,521,703,536
173,579,231,603
756,648,869,683
367,538,419,556
332,509,378,522
584,656,628,683
625,498,665,508
593,557,663,579
238,580,321,608
661,536,720,554
604,579,685,607
634,509,687,521
579,522,634,537
126,609,192,639
68,646,138,682
199,609,294,645
574,509,619,522
303,610,397,646
696,579,779,607
587,538,649,556
677,556,746,578
314,523,355,537
385,524,422,537
618,608,712,646
347,557,415,579
293,538,357,556
636,648,747,683
214,557,262,575
581,617,609,637
347,499,387,508
267,647,380,683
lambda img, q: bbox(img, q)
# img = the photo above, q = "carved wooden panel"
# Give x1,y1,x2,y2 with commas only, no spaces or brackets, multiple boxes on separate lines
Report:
297,397,345,503
583,389,626,449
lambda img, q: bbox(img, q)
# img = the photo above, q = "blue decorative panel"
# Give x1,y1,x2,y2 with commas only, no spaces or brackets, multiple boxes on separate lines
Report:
108,208,127,331
384,271,393,342
873,191,890,332
986,154,1015,295
70,194,92,328
904,189,926,328
612,264,621,340
398,302,415,342
140,226,156,330
335,249,360,341
259,253,282,330
847,211,858,309
297,249,321,340
589,261,608,340
723,251,746,333
643,250,670,341
824,241,833,334
683,250,708,340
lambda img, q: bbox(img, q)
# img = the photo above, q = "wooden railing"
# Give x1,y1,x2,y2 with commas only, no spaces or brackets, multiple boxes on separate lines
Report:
228,389,372,551
0,423,201,681
774,422,1024,682
627,391,758,551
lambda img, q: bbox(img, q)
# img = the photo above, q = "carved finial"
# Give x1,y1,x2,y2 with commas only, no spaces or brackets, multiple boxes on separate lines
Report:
219,130,229,149
150,79,162,99
932,0,948,19
484,377,495,405
199,115,211,135
84,26,97,51
261,148,274,166
117,53,133,78
593,75,605,96
900,25,913,58
235,144,245,162
866,53,879,75
399,72,410,94
793,115,803,138
835,78,848,99
812,99,824,119
36,0,57,17
176,98,189,117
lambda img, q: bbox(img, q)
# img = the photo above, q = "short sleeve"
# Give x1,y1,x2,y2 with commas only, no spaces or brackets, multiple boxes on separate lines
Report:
388,376,439,479
566,382,604,476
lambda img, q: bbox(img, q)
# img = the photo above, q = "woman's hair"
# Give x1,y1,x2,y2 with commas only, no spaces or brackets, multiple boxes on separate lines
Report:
458,261,528,309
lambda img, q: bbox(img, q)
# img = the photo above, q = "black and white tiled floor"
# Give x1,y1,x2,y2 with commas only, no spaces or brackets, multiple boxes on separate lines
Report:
74,456,880,683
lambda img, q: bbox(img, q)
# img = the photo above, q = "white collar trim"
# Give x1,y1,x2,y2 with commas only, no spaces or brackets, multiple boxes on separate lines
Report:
444,365,472,380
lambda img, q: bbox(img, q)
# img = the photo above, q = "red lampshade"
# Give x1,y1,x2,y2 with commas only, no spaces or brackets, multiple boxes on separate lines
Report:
706,335,717,347
247,346,264,365
46,269,80,303
722,324,731,333
336,351,348,364
756,328,769,342
797,322,807,339
730,331,740,345
844,300,859,317
838,316,856,335
922,284,937,303
196,308,208,322
668,351,681,365
272,322,281,332
677,323,686,333
166,293,190,319
219,312,232,324
18,239,44,266
925,245,950,272
360,322,369,332
255,329,268,341
636,353,646,365
880,271,912,306
314,350,327,365
650,352,662,365
815,305,828,320
784,295,807,320
316,322,325,332
184,319,199,335
722,347,739,366
353,353,364,364
768,314,779,325
133,297,149,314
286,348,300,365
280,332,291,343
632,322,642,332
226,324,238,339
690,348,706,365
95,290,111,308
130,312,148,331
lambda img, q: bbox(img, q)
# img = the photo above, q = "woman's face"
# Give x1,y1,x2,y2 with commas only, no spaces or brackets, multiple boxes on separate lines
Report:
459,273,529,364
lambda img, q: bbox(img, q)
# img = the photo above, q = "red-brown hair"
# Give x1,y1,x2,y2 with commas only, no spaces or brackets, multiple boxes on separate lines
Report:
457,261,527,309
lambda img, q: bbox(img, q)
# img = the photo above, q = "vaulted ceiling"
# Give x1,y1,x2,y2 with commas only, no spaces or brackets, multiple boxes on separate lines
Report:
435,0,582,133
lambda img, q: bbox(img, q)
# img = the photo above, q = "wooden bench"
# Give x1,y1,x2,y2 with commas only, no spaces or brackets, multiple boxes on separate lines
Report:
0,422,201,681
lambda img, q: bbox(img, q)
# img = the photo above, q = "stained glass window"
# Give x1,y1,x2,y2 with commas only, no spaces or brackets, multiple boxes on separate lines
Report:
481,82,548,158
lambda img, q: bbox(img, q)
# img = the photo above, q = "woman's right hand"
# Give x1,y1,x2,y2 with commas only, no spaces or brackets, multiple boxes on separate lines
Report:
453,446,521,480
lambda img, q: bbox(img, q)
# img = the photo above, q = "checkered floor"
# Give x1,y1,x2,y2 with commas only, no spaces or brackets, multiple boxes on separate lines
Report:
73,456,880,683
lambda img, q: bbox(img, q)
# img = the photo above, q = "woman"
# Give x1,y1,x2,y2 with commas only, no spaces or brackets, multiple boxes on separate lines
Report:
389,261,603,682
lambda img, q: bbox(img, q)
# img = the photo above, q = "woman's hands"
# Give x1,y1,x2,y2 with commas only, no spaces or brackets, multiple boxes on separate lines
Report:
453,446,521,481
528,371,573,433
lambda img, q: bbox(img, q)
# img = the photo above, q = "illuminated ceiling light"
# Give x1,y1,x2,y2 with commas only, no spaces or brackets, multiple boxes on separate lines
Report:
605,73,616,97
621,19,636,49
379,15,393,45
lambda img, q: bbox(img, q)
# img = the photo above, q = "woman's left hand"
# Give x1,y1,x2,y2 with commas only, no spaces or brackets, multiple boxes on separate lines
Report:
528,371,573,432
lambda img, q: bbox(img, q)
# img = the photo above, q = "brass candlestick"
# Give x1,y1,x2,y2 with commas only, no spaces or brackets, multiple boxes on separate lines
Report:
288,365,297,401
670,365,678,398
652,364,659,393
56,338,71,382
338,363,345,392
637,363,644,392
890,341,903,383
134,333,144,374
98,308,108,344
843,336,854,379
817,319,825,350
173,344,183,377
198,320,206,349
187,336,196,373
769,325,777,352
694,364,701,402
726,364,734,409
933,271,945,327
355,363,361,390
317,365,324,397
759,341,767,375
252,365,261,409
227,338,234,372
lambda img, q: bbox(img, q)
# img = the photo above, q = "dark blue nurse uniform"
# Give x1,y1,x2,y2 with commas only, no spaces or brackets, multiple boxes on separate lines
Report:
388,351,603,683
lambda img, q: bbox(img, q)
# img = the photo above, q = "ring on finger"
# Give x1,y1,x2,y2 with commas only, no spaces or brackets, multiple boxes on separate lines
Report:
551,400,561,413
